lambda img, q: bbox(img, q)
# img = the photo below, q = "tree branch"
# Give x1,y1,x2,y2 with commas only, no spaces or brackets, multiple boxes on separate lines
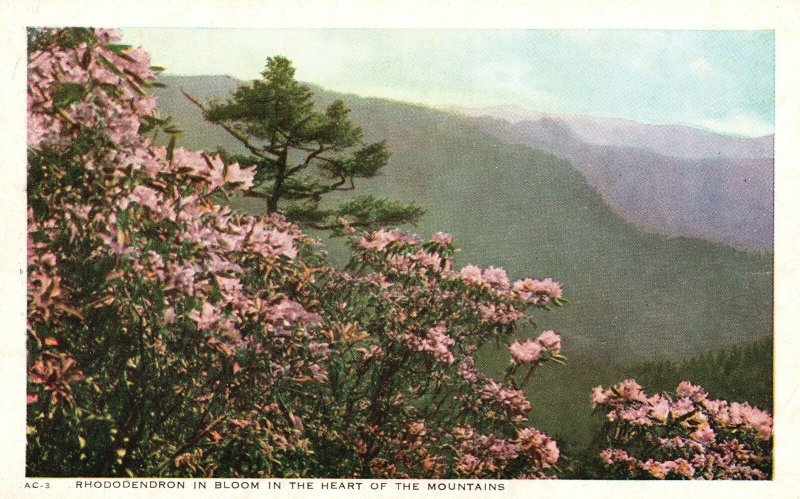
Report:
181,89,276,159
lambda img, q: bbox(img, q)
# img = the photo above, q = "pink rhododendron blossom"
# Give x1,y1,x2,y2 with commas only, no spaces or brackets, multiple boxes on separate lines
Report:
690,427,716,444
402,323,455,364
459,264,485,286
269,300,322,331
591,386,608,405
428,232,453,246
536,330,561,353
481,380,532,419
517,428,559,467
482,266,510,291
478,302,522,324
512,277,563,305
620,404,653,426
188,301,221,331
594,380,772,480
356,228,420,251
616,379,648,402
677,381,708,402
223,162,256,190
508,339,542,364
457,357,479,383
648,394,670,422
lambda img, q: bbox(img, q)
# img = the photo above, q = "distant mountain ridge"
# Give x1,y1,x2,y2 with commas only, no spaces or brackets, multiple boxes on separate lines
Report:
448,106,773,251
449,105,774,160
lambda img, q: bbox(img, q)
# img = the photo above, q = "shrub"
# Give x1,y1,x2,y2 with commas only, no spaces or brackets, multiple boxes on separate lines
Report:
590,380,772,479
26,27,567,478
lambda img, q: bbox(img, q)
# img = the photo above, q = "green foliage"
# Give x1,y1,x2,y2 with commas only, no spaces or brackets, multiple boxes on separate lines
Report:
188,56,423,231
286,195,425,235
28,27,96,54
627,336,773,411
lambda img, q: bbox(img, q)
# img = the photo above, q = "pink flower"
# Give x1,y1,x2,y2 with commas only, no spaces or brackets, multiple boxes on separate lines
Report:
478,302,521,324
429,232,453,246
670,397,695,419
163,306,176,324
224,162,256,190
512,277,563,305
459,264,484,286
456,454,482,475
309,363,328,383
457,357,479,383
516,428,560,467
269,300,322,331
620,404,652,426
481,380,532,418
690,427,716,444
508,339,542,363
673,459,696,478
729,402,773,440
402,323,455,364
648,394,670,422
640,459,668,479
356,228,420,251
188,301,221,331
591,386,609,405
482,266,509,291
215,275,243,301
246,223,298,260
615,379,647,403
536,330,561,353
676,381,708,402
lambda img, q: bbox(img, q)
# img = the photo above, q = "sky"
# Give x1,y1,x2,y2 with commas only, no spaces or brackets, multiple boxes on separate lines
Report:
122,29,775,137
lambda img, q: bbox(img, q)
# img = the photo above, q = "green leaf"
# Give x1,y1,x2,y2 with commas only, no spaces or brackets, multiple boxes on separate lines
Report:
96,53,126,78
52,82,85,111
107,44,132,53
80,48,92,69
166,135,176,163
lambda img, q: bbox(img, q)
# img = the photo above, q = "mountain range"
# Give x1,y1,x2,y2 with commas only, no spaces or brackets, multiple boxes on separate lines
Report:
449,106,773,251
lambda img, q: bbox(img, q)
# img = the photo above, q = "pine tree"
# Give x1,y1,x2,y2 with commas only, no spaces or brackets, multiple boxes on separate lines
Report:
184,56,424,231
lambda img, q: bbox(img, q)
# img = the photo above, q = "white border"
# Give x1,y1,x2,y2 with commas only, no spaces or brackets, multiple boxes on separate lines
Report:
2,1,798,497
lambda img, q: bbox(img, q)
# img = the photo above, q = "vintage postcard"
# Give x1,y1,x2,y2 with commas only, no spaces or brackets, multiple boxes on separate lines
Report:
2,0,798,497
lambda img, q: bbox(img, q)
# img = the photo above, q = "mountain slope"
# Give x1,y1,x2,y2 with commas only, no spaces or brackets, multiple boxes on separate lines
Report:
449,108,773,251
151,74,773,361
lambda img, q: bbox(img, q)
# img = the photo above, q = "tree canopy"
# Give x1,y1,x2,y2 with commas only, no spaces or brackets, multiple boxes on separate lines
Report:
186,55,424,231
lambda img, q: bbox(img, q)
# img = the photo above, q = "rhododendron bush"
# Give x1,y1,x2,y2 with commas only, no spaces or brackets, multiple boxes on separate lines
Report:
26,28,567,478
591,380,772,479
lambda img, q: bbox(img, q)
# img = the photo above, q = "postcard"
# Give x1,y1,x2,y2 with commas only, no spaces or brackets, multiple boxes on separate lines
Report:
3,0,799,497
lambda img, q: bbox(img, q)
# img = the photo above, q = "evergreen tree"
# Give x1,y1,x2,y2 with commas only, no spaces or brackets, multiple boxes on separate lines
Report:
184,56,424,231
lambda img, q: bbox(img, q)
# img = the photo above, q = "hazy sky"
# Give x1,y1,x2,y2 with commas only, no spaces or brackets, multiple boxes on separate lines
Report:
122,29,774,137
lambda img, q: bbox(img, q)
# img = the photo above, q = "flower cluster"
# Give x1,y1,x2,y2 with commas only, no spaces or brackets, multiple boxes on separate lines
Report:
27,28,328,477
591,380,772,479
26,28,569,479
508,330,562,364
301,225,571,478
